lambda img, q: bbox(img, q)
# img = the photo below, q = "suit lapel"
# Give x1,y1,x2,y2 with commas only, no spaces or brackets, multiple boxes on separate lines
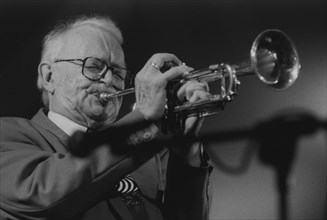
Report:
31,108,70,154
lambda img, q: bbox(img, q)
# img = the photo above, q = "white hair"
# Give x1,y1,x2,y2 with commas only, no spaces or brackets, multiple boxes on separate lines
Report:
37,15,123,107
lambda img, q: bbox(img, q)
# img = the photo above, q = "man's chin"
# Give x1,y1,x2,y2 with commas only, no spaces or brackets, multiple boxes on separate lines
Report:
86,104,117,123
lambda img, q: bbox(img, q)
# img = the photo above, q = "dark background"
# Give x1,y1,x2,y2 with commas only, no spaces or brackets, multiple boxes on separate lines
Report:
0,0,326,219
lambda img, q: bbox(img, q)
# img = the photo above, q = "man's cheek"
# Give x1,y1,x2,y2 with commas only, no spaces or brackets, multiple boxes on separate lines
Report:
77,92,93,110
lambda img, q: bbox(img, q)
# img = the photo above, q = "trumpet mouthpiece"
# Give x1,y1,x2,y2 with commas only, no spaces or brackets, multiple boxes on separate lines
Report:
99,93,111,104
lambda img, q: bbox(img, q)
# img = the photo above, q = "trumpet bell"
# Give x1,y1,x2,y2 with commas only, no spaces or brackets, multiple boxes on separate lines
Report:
251,29,300,90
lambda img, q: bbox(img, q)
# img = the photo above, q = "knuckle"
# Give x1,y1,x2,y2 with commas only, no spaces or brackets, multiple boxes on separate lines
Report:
200,81,209,90
198,84,208,92
151,53,162,60
193,90,201,96
185,84,193,93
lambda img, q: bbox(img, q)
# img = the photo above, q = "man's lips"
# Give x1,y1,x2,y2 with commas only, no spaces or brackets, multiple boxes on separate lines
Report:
90,91,116,105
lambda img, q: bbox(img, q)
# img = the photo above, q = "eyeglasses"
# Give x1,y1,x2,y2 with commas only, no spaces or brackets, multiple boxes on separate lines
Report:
54,57,127,82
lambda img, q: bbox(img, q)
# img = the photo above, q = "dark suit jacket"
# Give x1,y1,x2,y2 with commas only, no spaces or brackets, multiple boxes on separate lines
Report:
0,109,211,220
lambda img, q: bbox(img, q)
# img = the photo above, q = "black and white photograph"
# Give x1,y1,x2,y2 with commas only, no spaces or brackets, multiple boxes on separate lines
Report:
0,0,326,219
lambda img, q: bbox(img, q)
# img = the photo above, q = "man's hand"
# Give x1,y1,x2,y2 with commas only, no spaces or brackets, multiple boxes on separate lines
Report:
134,53,192,122
177,80,210,136
134,53,211,167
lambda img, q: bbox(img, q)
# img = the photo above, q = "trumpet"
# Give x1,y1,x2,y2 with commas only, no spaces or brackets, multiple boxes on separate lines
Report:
100,29,300,121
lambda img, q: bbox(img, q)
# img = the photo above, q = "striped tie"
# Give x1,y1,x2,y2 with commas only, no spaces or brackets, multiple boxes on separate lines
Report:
115,174,139,195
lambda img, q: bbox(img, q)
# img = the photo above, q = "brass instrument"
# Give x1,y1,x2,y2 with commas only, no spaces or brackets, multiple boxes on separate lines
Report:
100,29,300,121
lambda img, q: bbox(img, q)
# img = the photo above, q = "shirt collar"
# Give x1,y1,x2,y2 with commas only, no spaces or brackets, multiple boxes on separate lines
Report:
48,111,87,136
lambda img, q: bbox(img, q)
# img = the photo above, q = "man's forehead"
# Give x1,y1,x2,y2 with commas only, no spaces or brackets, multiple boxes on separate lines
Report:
59,24,123,60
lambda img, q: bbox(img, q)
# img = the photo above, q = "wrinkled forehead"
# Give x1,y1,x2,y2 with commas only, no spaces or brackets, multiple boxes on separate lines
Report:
58,24,124,64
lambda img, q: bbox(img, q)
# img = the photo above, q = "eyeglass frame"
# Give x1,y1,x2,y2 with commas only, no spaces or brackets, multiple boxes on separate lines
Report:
54,56,128,82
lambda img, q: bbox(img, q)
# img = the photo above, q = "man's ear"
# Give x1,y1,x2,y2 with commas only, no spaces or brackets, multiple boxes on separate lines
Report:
38,62,55,94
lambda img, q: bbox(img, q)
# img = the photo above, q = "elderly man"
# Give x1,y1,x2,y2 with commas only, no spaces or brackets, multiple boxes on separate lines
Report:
0,15,212,220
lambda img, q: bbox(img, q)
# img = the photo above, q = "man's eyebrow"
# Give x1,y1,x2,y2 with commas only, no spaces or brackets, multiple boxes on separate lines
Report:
110,62,127,69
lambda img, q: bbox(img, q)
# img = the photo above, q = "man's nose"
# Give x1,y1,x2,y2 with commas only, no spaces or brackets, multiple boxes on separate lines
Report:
99,69,113,86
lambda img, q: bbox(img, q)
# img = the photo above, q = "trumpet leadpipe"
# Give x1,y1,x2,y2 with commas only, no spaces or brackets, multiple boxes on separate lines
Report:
100,87,135,103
